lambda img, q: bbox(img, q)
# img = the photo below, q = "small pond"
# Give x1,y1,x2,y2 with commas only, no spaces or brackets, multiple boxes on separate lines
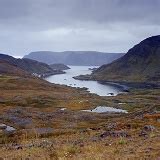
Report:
82,106,128,113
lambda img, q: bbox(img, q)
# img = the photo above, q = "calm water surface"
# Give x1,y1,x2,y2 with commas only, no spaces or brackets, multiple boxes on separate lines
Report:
45,66,124,96
82,106,128,113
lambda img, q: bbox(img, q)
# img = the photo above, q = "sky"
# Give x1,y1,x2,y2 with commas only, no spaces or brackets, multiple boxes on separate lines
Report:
0,0,160,57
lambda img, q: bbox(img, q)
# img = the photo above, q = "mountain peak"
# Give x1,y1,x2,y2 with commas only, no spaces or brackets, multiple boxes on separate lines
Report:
126,35,160,58
141,35,160,46
92,35,160,83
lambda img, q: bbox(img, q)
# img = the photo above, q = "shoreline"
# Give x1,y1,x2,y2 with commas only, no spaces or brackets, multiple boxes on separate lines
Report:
73,75,160,91
40,71,66,78
98,80,160,90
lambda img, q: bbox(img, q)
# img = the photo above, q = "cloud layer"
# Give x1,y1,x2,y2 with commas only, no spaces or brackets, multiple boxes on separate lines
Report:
0,0,160,56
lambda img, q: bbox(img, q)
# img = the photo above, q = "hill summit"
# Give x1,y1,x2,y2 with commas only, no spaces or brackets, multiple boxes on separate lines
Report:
92,35,160,82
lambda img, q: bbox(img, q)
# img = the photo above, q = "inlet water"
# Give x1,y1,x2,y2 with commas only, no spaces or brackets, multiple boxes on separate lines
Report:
45,66,124,96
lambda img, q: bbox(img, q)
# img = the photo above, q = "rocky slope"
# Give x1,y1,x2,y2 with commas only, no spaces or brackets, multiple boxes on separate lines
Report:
91,35,160,83
24,51,125,66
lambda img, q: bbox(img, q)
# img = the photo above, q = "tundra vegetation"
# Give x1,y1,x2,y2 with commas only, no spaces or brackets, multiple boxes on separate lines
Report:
0,75,160,159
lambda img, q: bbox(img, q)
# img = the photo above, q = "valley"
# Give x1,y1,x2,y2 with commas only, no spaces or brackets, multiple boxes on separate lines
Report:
45,66,125,96
0,1,160,159
0,36,160,159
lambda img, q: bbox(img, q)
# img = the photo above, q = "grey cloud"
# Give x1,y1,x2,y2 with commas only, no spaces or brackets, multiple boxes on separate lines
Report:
0,0,159,30
0,0,159,56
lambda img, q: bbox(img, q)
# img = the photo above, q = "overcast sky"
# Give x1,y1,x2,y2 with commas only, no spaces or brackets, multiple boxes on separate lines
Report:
0,0,160,57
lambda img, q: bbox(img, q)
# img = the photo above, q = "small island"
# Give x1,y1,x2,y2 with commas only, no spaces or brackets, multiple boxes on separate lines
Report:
49,63,70,70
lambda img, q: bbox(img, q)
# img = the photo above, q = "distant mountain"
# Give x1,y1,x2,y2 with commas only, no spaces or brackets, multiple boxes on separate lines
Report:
50,63,70,70
91,35,160,83
0,53,64,77
24,51,125,66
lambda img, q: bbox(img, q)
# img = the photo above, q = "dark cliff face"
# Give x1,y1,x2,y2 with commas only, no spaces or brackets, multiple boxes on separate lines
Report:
92,35,160,82
24,51,125,66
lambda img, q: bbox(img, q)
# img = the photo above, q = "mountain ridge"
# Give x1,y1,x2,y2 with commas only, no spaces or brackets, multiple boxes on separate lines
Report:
91,35,160,83
24,51,125,66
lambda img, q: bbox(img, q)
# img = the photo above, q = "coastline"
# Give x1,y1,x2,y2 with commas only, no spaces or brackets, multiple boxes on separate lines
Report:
40,70,66,78
73,74,160,91
98,80,160,90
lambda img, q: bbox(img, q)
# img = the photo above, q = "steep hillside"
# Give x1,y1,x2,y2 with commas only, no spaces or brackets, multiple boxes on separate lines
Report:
0,53,62,77
24,51,125,66
0,60,28,76
91,36,160,83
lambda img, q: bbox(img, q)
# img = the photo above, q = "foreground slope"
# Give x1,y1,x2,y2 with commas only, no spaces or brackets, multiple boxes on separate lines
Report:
0,73,160,159
92,36,160,83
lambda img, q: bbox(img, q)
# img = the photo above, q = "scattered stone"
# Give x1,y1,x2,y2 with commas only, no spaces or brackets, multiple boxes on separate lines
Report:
90,137,101,142
100,130,129,138
14,145,23,150
5,126,16,133
143,125,155,132
89,127,100,131
139,130,148,137
0,130,3,134
0,97,6,103
0,124,7,130
139,125,156,137
24,143,34,148
0,124,16,134
6,139,54,150
100,131,110,138
7,144,23,150
126,124,132,129
42,140,54,148
60,108,67,111
107,123,117,130
104,142,112,146
113,131,129,137
73,140,84,147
